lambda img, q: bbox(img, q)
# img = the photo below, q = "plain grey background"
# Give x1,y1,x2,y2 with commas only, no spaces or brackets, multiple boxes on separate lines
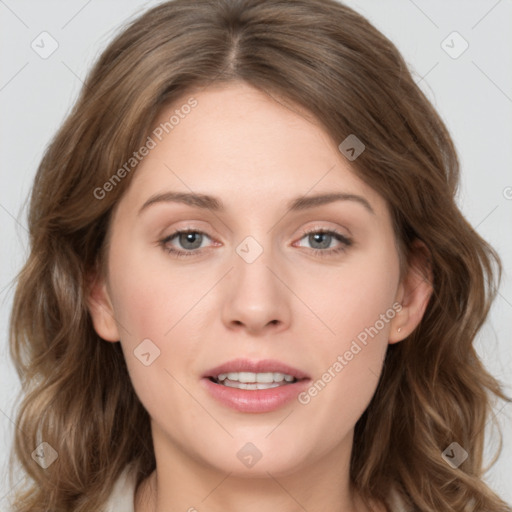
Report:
1,0,511,508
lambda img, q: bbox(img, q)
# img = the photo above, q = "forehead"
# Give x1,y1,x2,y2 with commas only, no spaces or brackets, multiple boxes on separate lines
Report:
117,82,387,218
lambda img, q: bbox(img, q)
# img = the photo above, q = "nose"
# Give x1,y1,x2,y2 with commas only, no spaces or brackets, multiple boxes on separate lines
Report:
220,243,291,336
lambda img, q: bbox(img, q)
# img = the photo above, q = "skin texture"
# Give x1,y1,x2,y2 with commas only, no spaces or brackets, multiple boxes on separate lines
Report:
88,82,432,512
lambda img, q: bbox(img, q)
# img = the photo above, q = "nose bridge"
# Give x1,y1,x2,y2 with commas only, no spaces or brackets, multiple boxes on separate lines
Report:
221,233,291,333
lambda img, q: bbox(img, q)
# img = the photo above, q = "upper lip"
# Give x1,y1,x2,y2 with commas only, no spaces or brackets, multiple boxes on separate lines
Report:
203,358,310,380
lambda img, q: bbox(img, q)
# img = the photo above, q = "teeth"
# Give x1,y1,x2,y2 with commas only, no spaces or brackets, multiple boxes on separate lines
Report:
223,381,282,390
216,372,296,384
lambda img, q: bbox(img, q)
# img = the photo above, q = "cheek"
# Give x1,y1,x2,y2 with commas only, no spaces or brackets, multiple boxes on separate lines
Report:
108,237,211,338
106,242,205,408
294,244,399,429
308,243,399,345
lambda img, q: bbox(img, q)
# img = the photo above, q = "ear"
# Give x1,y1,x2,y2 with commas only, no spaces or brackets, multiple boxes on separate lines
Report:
388,239,433,344
86,270,121,343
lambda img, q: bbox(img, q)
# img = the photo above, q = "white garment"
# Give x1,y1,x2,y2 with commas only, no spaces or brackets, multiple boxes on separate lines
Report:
103,465,136,512
103,465,410,511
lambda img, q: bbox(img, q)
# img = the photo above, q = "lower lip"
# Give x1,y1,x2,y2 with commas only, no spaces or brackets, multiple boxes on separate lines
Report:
201,378,310,413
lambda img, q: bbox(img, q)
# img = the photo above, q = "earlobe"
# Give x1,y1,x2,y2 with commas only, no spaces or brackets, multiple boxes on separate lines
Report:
86,272,121,343
389,239,433,344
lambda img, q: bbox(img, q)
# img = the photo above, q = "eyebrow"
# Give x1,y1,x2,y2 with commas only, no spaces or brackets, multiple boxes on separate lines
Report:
289,192,374,214
138,191,375,215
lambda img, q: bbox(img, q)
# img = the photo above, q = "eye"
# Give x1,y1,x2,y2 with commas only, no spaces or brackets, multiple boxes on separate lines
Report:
294,228,352,257
159,229,215,258
159,227,353,259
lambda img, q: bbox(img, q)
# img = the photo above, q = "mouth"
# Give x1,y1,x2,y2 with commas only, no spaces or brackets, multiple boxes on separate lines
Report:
201,358,310,413
204,358,310,387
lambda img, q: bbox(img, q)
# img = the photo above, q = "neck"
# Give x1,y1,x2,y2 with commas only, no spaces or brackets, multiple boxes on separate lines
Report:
134,425,384,512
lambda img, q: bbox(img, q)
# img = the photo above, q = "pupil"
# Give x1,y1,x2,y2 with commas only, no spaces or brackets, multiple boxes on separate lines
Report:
310,232,330,249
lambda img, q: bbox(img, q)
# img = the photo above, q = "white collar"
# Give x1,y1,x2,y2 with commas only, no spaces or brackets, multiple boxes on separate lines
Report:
103,465,136,512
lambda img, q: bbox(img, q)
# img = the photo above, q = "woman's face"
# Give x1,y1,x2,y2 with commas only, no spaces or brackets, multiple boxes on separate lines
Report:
90,81,412,477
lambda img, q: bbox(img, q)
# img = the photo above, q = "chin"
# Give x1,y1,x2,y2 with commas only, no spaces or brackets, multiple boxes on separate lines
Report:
196,437,312,478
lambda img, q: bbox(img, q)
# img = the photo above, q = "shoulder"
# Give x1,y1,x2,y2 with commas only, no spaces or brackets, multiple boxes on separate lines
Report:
103,465,137,512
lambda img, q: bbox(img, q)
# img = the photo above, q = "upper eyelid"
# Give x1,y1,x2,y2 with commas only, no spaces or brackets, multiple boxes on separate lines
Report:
300,226,350,238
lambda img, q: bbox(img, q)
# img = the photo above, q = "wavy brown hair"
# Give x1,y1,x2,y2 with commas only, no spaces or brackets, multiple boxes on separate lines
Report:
8,0,511,511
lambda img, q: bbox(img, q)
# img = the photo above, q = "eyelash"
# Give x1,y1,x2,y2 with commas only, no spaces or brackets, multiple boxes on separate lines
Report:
159,228,352,259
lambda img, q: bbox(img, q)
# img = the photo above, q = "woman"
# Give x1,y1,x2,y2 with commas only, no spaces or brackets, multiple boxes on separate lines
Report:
8,0,511,511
